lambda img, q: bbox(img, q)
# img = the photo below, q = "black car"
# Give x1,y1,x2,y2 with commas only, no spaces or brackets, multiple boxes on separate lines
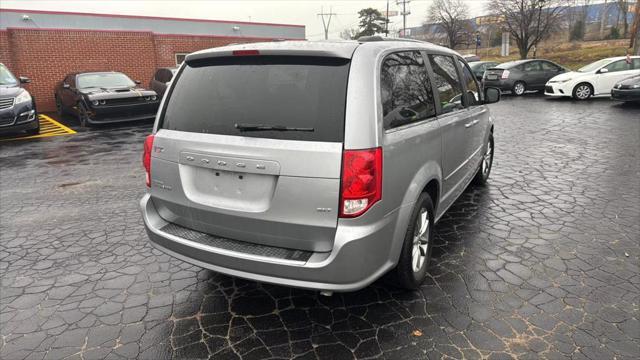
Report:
149,67,178,98
54,71,160,127
469,61,499,81
483,59,567,96
611,75,640,103
0,63,39,136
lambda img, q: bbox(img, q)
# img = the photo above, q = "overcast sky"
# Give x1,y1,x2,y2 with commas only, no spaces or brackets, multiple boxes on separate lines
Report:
1,0,492,39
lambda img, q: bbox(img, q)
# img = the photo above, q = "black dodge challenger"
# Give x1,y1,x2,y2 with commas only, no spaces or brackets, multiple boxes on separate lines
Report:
54,71,159,127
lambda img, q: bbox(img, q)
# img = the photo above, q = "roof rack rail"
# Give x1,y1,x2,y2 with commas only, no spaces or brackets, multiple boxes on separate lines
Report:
357,36,425,43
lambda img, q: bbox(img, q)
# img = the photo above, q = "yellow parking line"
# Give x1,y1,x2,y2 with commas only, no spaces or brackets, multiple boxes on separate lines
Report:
0,114,76,141
41,115,76,134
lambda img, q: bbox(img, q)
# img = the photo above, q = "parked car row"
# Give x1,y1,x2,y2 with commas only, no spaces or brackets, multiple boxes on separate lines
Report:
469,56,640,102
0,65,184,136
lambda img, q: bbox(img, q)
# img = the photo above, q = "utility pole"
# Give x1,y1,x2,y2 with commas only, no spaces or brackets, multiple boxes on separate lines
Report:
386,0,390,37
318,7,336,40
397,0,411,37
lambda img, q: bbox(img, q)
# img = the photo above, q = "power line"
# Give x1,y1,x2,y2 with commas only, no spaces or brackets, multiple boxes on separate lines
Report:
318,7,337,40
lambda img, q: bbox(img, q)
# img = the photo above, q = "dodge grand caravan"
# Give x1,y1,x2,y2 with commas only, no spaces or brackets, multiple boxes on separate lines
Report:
140,38,500,293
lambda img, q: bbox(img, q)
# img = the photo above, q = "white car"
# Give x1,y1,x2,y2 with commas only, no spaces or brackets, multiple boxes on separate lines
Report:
545,56,640,100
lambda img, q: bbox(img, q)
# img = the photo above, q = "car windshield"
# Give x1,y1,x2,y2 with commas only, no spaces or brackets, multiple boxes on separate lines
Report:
578,59,613,73
77,73,135,89
0,64,18,86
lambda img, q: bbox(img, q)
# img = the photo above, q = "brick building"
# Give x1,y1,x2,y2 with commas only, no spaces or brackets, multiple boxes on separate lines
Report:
0,9,305,112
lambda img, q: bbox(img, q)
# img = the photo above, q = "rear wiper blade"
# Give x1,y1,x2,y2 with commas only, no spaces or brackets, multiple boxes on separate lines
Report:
235,123,314,132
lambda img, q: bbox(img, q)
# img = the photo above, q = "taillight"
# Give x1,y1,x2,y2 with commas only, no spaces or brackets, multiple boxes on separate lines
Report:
501,70,510,79
339,147,382,218
143,134,155,187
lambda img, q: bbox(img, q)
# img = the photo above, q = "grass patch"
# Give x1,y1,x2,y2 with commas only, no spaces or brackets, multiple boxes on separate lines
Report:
465,40,631,70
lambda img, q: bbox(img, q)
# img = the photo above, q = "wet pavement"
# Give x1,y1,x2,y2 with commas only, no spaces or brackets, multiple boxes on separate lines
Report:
1,96,639,360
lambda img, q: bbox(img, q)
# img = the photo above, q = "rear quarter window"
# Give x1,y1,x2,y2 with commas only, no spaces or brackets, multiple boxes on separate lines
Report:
161,56,351,142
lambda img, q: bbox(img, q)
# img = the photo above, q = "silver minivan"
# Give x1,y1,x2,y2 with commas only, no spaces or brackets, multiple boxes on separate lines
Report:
140,38,500,293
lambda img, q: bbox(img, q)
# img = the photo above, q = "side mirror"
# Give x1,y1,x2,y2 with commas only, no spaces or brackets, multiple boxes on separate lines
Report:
598,68,609,74
19,76,31,84
63,83,70,89
134,80,141,85
484,87,501,104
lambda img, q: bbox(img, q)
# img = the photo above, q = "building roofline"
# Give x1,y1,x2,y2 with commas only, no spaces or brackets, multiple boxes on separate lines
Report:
4,27,302,41
0,8,305,29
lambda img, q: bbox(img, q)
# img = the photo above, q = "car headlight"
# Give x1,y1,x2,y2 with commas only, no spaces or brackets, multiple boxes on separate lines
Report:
145,96,151,101
92,100,100,106
151,95,157,101
632,84,640,89
14,90,32,105
557,79,572,83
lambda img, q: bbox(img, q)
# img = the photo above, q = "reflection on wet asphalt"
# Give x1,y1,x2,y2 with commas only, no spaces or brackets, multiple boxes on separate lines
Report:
1,97,639,359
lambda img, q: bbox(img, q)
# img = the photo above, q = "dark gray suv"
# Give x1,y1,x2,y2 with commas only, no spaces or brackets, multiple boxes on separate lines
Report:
140,39,500,294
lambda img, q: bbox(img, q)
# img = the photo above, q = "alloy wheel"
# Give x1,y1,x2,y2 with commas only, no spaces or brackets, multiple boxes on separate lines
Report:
411,208,430,272
514,83,525,95
575,85,591,100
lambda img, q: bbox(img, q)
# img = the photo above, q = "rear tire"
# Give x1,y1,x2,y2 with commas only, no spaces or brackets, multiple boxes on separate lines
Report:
390,193,435,290
572,83,592,101
512,81,526,96
473,133,494,186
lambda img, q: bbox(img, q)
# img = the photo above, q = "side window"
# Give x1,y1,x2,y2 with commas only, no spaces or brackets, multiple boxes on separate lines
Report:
604,60,630,73
64,75,74,87
524,61,541,72
154,70,163,82
427,54,464,114
161,70,171,83
633,58,640,70
381,51,436,130
541,61,559,71
457,58,481,106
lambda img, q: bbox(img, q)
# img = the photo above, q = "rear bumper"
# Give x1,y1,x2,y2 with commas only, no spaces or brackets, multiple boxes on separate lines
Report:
482,79,513,92
611,88,640,102
140,194,398,292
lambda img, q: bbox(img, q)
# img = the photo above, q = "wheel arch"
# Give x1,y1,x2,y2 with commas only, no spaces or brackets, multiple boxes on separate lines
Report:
387,162,443,266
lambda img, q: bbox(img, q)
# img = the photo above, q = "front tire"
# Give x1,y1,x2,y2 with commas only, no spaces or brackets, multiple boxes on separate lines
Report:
390,193,435,290
473,133,494,186
512,81,526,96
572,83,592,101
25,122,40,136
55,96,63,116
77,103,89,128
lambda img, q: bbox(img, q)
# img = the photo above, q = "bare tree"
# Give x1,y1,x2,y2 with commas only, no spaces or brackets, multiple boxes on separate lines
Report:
489,0,569,59
616,0,630,37
340,28,359,40
428,0,469,49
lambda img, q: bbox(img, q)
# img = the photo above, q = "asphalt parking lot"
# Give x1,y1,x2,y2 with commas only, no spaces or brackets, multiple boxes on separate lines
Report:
1,95,639,360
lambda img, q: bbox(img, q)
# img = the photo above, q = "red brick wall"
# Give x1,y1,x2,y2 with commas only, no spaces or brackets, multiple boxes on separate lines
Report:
0,30,14,70
1,28,273,112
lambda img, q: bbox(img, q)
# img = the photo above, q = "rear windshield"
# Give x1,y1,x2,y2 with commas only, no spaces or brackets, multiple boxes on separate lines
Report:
161,56,350,142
